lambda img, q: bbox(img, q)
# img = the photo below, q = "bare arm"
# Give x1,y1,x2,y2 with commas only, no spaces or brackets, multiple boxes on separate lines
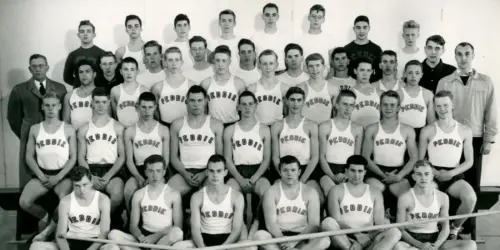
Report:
252,126,271,181
319,121,335,180
397,126,418,178
418,126,432,160
223,192,244,244
327,186,344,224
103,124,125,179
110,87,119,120
449,127,474,176
234,77,247,94
224,125,243,180
424,90,436,125
299,188,320,235
434,193,450,248
300,121,319,181
77,124,89,168
170,119,187,175
124,127,141,177
354,123,364,154
213,118,224,155
270,122,282,171
247,83,257,94
55,125,77,180
115,47,125,64
55,198,71,250
25,126,45,179
171,191,183,229
200,78,211,91
62,92,72,124
372,188,386,226
263,189,284,238
88,194,111,250
397,194,423,248
362,125,386,178
190,192,205,247
129,190,144,238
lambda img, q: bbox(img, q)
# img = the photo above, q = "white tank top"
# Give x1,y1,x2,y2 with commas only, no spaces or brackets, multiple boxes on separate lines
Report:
326,120,355,164
338,184,374,229
133,122,162,166
69,89,93,129
207,76,239,124
158,79,189,123
276,183,308,233
302,81,333,124
232,122,263,165
141,184,173,233
35,122,69,170
66,191,101,238
377,80,402,92
85,119,118,164
184,67,214,85
330,77,356,92
200,187,234,234
116,84,141,127
123,45,146,73
137,70,166,90
255,82,284,125
427,122,463,168
373,122,407,167
408,188,440,234
277,71,309,87
399,87,427,128
233,67,261,86
179,116,215,169
351,89,380,127
279,118,310,165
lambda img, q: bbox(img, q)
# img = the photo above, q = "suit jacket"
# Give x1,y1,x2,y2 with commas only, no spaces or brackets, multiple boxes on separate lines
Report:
7,77,67,185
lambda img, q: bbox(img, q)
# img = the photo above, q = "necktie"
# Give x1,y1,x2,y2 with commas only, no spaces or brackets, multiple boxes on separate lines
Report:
39,83,46,96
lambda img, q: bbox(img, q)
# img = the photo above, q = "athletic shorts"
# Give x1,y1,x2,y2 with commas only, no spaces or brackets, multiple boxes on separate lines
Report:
159,120,171,128
224,121,237,128
89,164,123,180
407,231,439,243
236,164,261,179
33,168,62,179
433,166,464,192
201,233,230,246
328,162,347,175
414,127,423,141
282,231,300,237
136,165,146,178
67,238,95,250
141,227,154,237
366,165,404,181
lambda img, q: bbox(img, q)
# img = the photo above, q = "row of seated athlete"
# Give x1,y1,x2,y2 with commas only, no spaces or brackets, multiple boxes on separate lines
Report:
28,156,477,250
21,55,477,250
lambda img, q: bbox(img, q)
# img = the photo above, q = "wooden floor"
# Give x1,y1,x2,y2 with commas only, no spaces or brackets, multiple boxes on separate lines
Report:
1,204,500,250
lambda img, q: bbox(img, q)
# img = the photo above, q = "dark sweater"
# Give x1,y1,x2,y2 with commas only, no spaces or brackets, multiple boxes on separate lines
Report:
419,59,456,94
344,40,383,83
63,45,106,86
94,69,124,95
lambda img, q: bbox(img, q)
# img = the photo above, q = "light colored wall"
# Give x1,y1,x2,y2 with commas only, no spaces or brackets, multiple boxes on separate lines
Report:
1,0,499,187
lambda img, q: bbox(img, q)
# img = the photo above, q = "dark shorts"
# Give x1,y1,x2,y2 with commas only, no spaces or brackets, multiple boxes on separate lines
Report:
407,231,439,243
33,168,62,179
282,231,300,237
89,164,123,180
366,165,403,181
414,127,423,141
434,166,465,192
141,227,154,236
202,233,230,246
186,168,205,175
68,238,95,250
136,165,146,178
224,121,237,128
159,120,171,128
328,162,347,175
236,164,261,179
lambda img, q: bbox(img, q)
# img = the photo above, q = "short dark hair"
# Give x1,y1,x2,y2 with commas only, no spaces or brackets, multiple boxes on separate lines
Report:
187,85,208,99
121,57,139,69
259,49,278,61
78,20,95,32
285,86,305,99
144,154,165,169
354,56,373,69
404,60,422,72
125,15,142,27
305,53,325,65
426,35,446,47
189,36,208,49
331,47,348,60
380,90,401,106
76,58,97,73
238,38,255,51
207,154,226,167
455,42,475,53
263,3,279,13
346,155,368,169
138,92,156,105
174,14,190,26
143,40,162,54
279,155,301,170
336,90,357,104
219,9,236,21
99,51,117,64
92,87,109,99
284,43,303,56
309,4,325,16
29,54,48,65
213,45,232,58
434,90,454,101
70,166,92,182
238,91,257,104
354,15,370,25
381,50,398,62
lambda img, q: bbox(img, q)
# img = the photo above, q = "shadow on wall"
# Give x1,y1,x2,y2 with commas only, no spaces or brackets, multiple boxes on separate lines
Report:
51,60,71,91
7,69,28,94
65,29,80,53
254,12,263,32
162,23,175,44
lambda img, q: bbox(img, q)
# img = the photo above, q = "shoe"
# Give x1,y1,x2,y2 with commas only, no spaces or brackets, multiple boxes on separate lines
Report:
448,224,462,240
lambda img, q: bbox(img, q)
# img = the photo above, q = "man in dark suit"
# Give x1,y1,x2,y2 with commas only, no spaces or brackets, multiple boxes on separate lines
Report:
7,54,67,236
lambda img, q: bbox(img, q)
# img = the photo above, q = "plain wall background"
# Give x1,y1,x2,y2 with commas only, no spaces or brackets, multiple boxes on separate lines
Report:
0,0,499,187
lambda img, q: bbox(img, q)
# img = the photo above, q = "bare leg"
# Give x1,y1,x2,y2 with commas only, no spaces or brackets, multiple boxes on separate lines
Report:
106,177,125,212
319,176,336,197
166,174,193,197
19,179,50,219
320,217,351,250
123,177,140,211
447,180,477,230
370,228,402,250
156,226,184,246
252,230,280,250
106,229,141,250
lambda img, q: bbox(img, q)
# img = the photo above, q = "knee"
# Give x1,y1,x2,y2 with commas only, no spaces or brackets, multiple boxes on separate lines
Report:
100,244,120,250
321,217,340,231
461,191,477,206
29,242,48,250
168,226,184,243
385,228,402,241
108,186,124,198
392,241,406,250
107,229,123,240
253,230,272,240
463,240,477,250
172,240,194,248
19,196,33,210
317,236,331,250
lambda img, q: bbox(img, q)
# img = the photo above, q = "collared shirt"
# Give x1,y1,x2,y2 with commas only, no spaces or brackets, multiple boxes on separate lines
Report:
436,69,497,142
34,79,47,90
419,59,456,94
